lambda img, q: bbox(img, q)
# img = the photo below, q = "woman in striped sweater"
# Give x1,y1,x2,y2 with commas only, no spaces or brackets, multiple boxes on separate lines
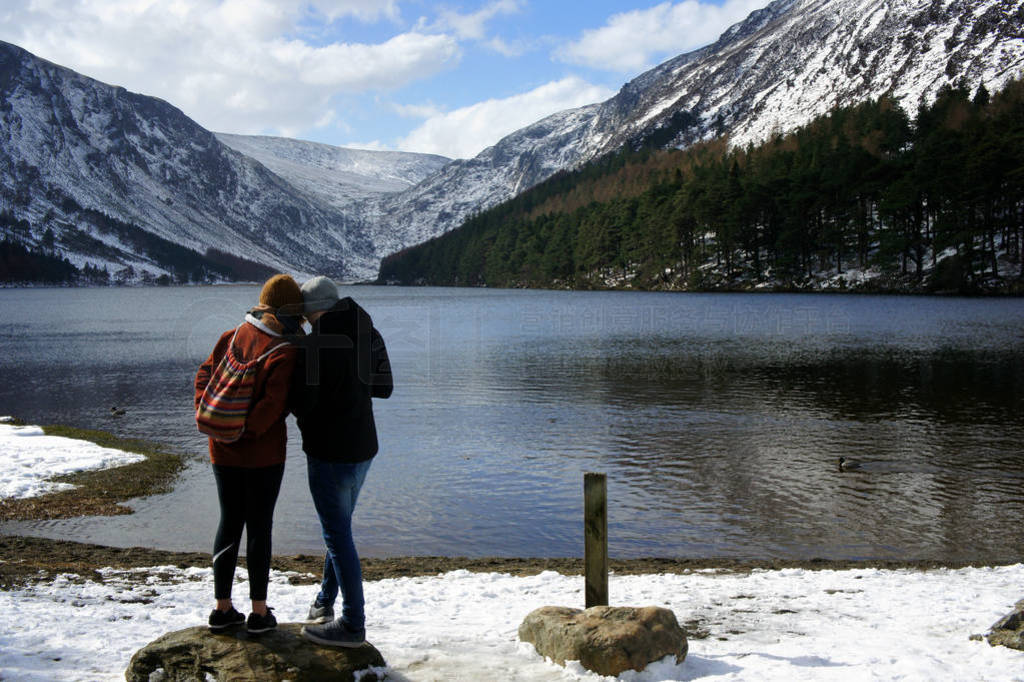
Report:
194,274,303,634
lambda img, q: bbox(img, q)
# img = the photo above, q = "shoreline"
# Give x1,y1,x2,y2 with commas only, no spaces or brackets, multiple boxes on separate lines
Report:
2,534,1018,590
2,421,1022,590
376,279,1024,297
0,420,187,522
2,280,1023,296
4,538,1022,682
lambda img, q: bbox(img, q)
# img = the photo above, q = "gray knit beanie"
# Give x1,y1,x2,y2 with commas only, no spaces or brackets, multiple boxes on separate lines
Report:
300,275,339,314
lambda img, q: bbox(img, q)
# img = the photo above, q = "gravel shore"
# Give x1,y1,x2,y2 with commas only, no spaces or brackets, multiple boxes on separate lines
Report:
0,534,1000,590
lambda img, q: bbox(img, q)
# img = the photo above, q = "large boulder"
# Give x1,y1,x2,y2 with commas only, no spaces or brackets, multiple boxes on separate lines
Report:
987,598,1024,651
125,623,386,681
518,605,687,676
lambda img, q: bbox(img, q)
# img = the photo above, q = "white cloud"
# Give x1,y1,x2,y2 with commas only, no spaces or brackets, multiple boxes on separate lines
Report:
269,33,459,89
557,0,770,73
0,0,459,137
399,76,614,159
421,0,524,54
485,36,529,58
307,0,402,23
432,0,522,40
392,102,445,119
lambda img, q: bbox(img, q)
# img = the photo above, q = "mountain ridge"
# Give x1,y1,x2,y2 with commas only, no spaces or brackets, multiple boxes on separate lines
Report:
357,0,1024,270
0,39,379,280
2,0,1023,284
378,78,1024,294
214,133,450,210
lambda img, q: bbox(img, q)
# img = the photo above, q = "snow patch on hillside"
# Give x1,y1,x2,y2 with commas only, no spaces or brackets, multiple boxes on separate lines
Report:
215,134,450,209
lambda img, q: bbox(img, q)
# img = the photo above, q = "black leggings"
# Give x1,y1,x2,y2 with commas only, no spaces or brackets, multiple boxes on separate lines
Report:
212,463,285,601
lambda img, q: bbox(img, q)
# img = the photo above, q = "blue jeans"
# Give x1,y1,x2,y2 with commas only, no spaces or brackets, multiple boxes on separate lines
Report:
306,456,372,630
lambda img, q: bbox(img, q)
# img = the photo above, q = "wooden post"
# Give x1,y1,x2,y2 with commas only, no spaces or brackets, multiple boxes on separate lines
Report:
584,472,608,608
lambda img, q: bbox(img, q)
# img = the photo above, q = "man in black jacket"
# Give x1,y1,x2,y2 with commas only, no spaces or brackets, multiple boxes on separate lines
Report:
291,276,392,648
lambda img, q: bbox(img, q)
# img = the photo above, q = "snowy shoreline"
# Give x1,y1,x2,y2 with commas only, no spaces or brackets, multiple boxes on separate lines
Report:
0,417,184,523
1,560,1022,680
2,420,1023,679
0,418,145,500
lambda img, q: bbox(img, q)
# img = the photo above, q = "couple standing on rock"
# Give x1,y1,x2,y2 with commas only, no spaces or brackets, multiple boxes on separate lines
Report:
193,274,393,647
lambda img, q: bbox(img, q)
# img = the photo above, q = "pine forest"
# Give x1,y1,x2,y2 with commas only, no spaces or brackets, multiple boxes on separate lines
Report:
379,79,1024,294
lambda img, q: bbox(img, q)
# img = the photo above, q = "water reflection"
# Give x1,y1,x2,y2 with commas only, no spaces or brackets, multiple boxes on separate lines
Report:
469,326,1024,561
0,287,1021,562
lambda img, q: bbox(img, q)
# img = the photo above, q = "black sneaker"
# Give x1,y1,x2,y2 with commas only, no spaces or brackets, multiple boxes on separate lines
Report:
208,607,245,632
247,607,277,634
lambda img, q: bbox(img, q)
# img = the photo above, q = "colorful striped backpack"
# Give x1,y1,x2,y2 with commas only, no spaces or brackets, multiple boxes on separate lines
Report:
196,326,290,442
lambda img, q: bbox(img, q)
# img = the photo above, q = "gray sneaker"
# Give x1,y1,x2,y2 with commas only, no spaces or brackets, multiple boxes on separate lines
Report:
301,620,366,648
307,599,334,624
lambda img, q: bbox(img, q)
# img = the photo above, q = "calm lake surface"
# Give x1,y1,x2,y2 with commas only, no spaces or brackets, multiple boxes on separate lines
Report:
1,286,1022,562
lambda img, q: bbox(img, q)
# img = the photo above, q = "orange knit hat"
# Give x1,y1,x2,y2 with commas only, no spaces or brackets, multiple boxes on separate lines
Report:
259,274,303,311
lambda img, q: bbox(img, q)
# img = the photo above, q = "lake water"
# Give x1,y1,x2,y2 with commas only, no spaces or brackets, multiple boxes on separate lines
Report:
1,286,1022,562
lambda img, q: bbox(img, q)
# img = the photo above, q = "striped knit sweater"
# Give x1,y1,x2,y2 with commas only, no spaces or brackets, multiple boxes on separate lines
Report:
194,310,299,468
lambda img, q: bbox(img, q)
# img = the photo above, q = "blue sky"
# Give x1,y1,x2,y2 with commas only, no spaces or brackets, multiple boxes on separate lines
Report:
1,0,770,159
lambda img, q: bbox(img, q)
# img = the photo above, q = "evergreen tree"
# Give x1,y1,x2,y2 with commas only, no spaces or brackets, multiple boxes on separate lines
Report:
379,78,1024,293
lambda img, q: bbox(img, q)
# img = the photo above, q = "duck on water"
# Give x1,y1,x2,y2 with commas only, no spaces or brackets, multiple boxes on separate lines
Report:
838,457,862,472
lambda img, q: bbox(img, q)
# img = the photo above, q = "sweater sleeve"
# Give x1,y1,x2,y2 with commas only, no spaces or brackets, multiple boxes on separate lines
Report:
243,346,298,437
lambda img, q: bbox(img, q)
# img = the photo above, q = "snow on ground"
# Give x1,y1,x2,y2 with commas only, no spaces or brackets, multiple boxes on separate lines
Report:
1,418,1021,679
0,563,1022,681
0,420,145,499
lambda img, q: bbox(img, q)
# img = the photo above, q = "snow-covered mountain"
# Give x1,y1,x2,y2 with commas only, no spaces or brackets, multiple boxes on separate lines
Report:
0,40,383,279
0,41,446,282
2,0,1022,282
596,0,1024,151
358,103,605,260
358,0,1024,263
214,133,449,210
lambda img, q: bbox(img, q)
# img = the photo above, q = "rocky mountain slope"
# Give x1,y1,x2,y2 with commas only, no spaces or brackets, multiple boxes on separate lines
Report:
602,0,1024,150
0,41,448,282
358,103,605,261
0,40,381,279
360,0,1024,264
